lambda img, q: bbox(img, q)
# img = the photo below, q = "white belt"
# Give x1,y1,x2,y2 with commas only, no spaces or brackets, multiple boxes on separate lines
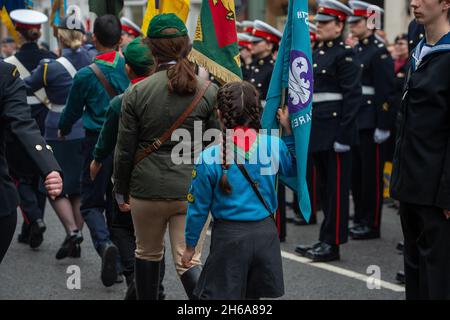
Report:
50,104,65,113
27,96,41,105
313,92,343,103
362,86,375,95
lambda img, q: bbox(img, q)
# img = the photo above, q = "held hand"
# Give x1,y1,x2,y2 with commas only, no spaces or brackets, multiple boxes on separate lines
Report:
333,142,351,153
118,203,131,213
181,246,196,268
277,107,292,135
89,160,103,181
373,129,391,144
444,209,450,220
44,171,63,200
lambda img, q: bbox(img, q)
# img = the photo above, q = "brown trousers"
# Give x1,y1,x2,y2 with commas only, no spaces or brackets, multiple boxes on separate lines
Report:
130,197,210,276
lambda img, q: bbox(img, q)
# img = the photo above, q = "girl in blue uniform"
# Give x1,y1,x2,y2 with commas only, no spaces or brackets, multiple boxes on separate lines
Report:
181,81,296,300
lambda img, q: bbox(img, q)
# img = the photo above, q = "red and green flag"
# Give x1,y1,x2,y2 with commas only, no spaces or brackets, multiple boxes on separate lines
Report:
189,0,242,84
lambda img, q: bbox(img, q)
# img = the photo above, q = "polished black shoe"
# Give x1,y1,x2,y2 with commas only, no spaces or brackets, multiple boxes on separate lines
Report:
70,243,81,258
17,233,30,244
295,242,321,256
181,265,202,300
115,274,125,284
100,243,119,287
305,242,340,262
56,231,83,260
349,225,380,240
29,219,46,249
396,241,404,253
124,278,137,300
396,270,405,284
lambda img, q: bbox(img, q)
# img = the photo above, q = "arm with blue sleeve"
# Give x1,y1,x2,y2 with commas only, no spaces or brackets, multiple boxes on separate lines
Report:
185,154,215,248
279,134,297,177
24,59,48,91
58,71,87,136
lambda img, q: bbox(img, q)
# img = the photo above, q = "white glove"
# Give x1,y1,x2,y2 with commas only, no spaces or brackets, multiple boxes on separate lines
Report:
373,129,391,144
334,142,351,153
115,193,125,205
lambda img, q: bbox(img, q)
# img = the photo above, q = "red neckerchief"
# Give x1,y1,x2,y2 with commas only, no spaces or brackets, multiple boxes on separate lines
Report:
232,126,257,152
94,51,119,68
131,76,147,84
395,58,407,74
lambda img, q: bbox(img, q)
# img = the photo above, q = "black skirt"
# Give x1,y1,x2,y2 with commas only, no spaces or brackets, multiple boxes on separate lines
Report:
194,216,284,300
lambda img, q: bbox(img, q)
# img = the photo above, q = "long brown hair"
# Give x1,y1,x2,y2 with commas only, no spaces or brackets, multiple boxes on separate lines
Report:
17,28,41,42
145,28,197,95
217,81,262,194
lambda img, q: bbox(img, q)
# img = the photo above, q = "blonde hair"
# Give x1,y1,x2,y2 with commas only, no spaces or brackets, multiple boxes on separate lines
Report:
57,28,83,51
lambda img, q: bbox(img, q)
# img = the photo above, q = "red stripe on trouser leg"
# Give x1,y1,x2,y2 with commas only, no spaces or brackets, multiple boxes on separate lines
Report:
14,178,30,225
375,144,380,228
336,153,341,245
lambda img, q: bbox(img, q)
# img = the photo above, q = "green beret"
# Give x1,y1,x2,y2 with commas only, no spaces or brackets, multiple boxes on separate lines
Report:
123,37,154,68
147,13,188,39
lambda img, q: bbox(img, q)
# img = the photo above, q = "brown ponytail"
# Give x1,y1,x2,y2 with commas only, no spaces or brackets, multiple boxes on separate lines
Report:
145,29,197,95
17,28,41,42
217,81,262,195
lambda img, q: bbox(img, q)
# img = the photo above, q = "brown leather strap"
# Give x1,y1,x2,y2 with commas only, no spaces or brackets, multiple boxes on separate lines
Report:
134,81,212,166
237,163,275,221
89,63,118,99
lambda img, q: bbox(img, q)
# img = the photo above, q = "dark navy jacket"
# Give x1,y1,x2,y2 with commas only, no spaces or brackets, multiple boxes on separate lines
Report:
354,34,395,131
310,37,362,153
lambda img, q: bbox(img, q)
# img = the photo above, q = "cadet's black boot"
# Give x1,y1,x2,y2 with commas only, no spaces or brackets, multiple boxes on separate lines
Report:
135,258,160,300
17,222,30,244
295,242,321,256
100,242,119,287
29,219,46,249
349,225,380,240
124,275,137,300
180,265,202,300
305,242,340,262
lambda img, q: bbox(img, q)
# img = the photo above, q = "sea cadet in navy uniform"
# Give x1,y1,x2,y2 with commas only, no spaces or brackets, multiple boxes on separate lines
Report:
4,9,57,249
0,61,62,263
348,1,395,240
295,0,362,262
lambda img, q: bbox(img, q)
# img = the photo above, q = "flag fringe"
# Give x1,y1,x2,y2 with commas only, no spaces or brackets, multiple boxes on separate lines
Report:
188,49,242,84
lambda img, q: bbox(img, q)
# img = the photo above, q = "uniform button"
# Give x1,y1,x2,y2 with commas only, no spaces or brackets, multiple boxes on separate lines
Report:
332,112,337,117
374,39,379,44
313,63,318,68
327,41,333,48
251,78,255,83
363,38,369,45
255,68,260,73
270,60,274,64
358,47,363,52
258,59,264,66
409,40,414,44
210,76,215,80
340,42,344,46
319,50,325,55
419,33,424,39
35,144,43,151
321,70,327,74
251,66,255,70
257,83,262,88
46,145,52,151
367,100,372,105
360,64,364,68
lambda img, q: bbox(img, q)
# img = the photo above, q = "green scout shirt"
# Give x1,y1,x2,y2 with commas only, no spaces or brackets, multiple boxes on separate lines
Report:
93,94,123,162
59,51,130,136
114,71,219,200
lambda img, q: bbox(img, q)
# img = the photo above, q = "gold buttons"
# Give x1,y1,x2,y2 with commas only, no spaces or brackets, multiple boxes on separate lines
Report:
35,145,43,151
363,38,369,45
192,169,197,178
383,102,390,111
327,41,333,48
187,193,195,203
258,59,264,66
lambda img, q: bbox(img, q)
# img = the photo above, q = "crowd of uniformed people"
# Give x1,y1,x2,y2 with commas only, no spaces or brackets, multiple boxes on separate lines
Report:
0,0,449,300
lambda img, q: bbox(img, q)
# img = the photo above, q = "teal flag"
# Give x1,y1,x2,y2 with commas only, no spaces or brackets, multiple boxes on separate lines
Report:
262,0,313,222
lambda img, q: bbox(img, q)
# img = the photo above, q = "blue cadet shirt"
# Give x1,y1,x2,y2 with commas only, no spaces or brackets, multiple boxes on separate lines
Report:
185,134,296,248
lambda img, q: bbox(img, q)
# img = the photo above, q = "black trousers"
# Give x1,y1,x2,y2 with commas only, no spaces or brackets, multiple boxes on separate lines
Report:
313,150,351,246
14,176,46,233
0,211,17,264
400,202,450,300
352,130,385,229
294,156,319,222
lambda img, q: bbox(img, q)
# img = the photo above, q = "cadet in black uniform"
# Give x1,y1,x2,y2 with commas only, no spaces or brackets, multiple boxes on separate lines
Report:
348,1,395,240
247,20,282,104
295,0,362,262
4,9,57,249
0,60,62,263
